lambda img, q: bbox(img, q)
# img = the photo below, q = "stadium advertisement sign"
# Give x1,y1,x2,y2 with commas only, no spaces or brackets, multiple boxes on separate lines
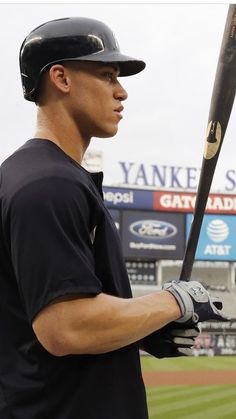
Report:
194,333,236,356
186,214,236,261
154,191,236,214
122,211,185,259
103,186,153,209
194,322,236,355
103,186,236,215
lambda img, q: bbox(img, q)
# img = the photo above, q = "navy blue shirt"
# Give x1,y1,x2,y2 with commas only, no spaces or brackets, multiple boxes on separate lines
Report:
0,139,148,419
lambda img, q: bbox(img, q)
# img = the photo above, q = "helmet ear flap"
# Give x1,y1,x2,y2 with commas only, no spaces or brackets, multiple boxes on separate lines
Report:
19,17,145,102
20,73,35,99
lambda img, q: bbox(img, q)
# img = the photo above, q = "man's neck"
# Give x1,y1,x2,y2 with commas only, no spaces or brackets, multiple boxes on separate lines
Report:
35,107,90,165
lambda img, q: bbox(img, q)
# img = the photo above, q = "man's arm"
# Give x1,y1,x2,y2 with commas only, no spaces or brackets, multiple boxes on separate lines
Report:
32,291,181,356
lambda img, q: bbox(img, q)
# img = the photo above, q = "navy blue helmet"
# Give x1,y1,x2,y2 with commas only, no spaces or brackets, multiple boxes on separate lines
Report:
19,17,146,102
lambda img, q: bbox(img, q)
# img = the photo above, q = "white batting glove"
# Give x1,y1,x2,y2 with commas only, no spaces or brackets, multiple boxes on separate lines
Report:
163,280,229,323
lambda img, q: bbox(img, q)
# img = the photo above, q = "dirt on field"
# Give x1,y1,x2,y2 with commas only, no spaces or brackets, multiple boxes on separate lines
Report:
143,370,236,387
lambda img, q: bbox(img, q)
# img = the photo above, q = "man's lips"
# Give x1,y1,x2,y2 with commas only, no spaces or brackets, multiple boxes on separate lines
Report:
114,105,124,118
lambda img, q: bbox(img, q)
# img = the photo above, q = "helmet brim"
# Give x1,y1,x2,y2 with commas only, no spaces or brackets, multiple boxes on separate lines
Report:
43,51,146,77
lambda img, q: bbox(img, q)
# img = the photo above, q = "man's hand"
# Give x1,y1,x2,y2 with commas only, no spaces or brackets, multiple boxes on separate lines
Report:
141,323,200,358
163,280,229,323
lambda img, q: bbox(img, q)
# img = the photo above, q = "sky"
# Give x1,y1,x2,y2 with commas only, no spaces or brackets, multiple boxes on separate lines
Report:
0,2,235,192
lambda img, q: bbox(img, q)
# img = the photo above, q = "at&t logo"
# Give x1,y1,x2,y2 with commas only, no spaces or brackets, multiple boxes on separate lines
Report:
205,218,231,256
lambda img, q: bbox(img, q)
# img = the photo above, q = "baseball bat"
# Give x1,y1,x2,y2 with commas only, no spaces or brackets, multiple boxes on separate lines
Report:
179,4,236,281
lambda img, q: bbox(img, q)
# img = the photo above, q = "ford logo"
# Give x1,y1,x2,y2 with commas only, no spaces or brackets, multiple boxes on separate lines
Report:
129,220,177,240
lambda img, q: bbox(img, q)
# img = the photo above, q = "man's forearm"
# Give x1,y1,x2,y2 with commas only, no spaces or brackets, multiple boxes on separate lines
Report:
33,291,181,356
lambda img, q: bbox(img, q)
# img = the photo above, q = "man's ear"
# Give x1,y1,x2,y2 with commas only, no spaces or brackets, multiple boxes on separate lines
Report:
48,64,71,95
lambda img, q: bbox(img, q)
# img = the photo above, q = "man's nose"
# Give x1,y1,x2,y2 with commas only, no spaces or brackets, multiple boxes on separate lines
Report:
114,82,128,101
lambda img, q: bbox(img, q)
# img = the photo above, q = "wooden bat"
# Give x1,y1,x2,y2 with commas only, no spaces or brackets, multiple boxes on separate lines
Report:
179,4,236,281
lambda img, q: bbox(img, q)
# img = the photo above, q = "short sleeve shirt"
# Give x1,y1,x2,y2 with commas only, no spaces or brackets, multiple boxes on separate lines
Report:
0,139,148,419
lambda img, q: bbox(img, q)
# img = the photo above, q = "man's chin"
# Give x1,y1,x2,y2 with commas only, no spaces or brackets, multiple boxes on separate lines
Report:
95,127,119,139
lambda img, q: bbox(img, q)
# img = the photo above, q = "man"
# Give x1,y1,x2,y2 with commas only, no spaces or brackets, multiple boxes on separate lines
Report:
0,17,226,418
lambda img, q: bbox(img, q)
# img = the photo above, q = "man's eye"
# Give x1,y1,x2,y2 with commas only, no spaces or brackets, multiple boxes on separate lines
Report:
103,72,114,81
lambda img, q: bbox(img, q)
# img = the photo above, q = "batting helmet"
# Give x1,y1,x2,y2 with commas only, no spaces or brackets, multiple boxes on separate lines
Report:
19,17,146,102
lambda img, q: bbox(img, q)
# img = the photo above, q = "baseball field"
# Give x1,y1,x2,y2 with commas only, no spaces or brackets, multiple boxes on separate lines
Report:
141,356,236,419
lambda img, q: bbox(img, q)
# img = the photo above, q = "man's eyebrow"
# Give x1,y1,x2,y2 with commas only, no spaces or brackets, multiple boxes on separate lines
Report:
100,63,120,76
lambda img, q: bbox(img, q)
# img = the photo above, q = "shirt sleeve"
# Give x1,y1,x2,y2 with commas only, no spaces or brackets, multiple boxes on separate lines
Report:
9,176,102,322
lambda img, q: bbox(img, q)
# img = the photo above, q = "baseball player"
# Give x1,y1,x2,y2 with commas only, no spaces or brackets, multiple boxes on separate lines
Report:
0,17,227,419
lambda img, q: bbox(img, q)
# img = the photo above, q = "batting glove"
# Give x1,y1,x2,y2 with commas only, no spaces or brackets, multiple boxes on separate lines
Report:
141,323,200,358
163,280,229,323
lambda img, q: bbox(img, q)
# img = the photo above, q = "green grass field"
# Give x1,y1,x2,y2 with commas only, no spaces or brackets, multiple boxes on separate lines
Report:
141,356,236,419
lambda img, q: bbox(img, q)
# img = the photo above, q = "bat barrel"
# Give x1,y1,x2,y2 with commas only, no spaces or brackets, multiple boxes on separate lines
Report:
179,4,236,282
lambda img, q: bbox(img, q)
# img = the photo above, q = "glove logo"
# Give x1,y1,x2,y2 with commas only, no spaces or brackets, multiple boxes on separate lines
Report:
190,285,205,296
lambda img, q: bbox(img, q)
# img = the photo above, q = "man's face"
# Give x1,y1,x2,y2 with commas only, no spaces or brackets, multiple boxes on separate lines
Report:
64,61,128,140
